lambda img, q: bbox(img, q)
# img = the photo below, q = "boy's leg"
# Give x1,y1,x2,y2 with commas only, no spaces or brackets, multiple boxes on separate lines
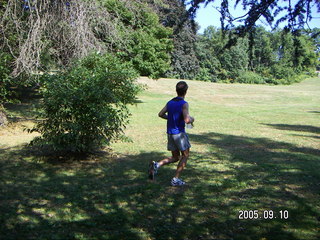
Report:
158,150,180,167
174,148,189,179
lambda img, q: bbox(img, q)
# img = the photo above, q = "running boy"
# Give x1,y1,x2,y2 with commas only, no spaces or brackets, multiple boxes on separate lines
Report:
149,81,195,186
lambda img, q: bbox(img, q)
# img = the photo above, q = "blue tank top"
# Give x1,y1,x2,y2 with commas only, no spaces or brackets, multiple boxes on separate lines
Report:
167,97,187,134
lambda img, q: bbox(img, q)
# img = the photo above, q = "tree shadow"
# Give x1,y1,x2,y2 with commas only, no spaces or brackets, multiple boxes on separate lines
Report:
1,134,319,240
263,123,320,135
291,134,320,139
308,111,320,114
133,98,144,104
4,103,40,122
188,132,320,239
1,147,204,239
4,90,41,122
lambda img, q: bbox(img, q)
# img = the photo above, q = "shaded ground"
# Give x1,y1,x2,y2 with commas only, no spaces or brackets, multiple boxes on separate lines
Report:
1,131,319,239
1,77,319,239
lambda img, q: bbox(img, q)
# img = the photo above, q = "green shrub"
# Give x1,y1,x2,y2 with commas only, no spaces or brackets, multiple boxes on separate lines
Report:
269,64,310,85
195,68,214,82
31,53,141,153
270,64,296,80
236,71,266,84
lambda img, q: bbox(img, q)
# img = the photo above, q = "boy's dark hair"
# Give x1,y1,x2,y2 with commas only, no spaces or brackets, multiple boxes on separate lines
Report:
176,81,188,96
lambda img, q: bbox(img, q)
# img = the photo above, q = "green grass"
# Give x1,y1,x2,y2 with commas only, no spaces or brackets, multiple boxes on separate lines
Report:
1,77,320,240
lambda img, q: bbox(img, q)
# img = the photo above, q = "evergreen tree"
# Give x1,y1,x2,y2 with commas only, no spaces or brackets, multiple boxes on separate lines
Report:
158,0,200,79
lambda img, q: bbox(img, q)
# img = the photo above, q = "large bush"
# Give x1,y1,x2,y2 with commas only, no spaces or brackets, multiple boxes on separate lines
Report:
32,53,141,153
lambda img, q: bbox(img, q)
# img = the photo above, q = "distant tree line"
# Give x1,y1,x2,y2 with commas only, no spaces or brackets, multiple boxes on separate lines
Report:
156,0,319,84
184,26,319,84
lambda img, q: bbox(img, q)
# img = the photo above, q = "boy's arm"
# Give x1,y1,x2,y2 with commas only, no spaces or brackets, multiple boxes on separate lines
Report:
182,103,195,124
158,104,168,120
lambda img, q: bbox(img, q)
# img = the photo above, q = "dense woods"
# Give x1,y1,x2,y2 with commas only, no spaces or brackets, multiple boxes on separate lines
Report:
0,0,319,151
194,26,319,84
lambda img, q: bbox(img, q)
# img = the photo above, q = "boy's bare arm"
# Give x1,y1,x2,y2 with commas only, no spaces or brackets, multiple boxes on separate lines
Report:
158,105,168,119
182,103,195,124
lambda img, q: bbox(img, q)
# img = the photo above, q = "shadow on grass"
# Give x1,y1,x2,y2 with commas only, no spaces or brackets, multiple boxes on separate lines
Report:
4,102,40,122
263,123,320,135
1,131,320,239
188,132,320,239
0,147,206,240
308,111,320,114
3,86,42,122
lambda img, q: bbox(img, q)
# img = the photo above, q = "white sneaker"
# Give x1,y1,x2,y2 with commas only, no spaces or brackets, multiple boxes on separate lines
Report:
171,177,186,186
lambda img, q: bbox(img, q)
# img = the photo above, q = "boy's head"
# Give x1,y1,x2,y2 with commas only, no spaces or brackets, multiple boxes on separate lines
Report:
176,81,188,97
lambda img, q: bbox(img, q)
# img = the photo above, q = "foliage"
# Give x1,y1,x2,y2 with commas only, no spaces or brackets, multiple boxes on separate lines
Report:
1,0,172,79
236,71,266,84
31,53,141,153
219,38,249,80
195,25,318,84
158,0,200,80
292,33,318,71
195,67,214,82
0,52,13,105
166,25,200,80
98,0,173,79
0,0,172,130
187,1,319,85
124,24,172,79
0,1,14,106
195,26,223,82
187,0,320,38
248,26,274,71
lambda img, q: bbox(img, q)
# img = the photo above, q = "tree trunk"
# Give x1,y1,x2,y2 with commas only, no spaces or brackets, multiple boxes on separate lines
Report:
0,109,8,127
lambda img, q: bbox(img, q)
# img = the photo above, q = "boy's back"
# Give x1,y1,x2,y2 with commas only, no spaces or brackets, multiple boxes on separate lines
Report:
167,97,187,135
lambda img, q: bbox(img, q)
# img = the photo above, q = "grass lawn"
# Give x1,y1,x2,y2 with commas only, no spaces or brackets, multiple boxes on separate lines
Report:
1,77,319,240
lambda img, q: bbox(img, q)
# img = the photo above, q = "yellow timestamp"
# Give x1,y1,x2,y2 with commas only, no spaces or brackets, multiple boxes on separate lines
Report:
238,210,289,220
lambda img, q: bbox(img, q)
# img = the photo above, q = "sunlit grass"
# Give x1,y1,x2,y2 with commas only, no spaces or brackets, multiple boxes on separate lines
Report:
0,77,319,239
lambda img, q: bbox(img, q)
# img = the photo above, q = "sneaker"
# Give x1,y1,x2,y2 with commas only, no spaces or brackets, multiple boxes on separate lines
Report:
148,161,158,180
171,177,186,186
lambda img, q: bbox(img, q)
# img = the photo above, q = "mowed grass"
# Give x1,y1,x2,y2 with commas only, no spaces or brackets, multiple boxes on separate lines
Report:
1,77,319,240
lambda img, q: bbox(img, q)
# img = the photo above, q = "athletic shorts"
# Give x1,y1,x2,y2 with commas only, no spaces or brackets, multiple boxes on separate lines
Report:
167,132,191,152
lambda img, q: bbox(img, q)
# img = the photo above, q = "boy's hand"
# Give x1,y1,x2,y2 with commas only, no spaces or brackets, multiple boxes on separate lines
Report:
189,116,195,123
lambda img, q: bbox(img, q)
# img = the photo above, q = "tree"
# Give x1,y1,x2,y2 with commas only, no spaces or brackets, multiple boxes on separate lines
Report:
188,0,320,33
103,0,173,78
0,0,173,128
308,27,320,69
248,26,274,71
196,26,224,81
196,24,318,84
0,0,14,126
156,0,200,79
1,0,172,78
187,0,320,54
0,0,175,154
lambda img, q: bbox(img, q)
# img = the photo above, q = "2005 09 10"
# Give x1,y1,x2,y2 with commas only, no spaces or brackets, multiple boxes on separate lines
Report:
238,210,289,220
